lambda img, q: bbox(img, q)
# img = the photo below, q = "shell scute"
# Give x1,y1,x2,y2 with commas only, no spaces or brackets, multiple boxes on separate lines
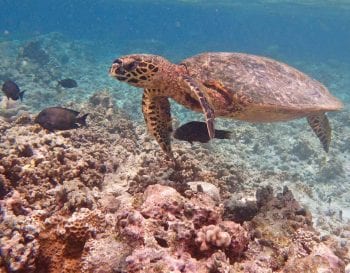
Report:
180,52,343,112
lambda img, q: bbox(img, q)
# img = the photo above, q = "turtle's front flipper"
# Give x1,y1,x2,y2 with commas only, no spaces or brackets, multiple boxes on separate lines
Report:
307,113,331,152
181,75,215,139
142,89,173,157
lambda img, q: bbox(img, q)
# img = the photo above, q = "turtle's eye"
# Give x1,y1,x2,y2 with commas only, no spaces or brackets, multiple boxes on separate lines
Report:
124,61,139,71
113,58,122,64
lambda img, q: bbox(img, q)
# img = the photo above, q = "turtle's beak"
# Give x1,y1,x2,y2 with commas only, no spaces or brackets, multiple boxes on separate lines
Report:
109,59,127,80
109,59,121,74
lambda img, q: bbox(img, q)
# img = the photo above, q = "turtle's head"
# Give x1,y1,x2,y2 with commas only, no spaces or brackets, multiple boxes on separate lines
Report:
109,54,169,88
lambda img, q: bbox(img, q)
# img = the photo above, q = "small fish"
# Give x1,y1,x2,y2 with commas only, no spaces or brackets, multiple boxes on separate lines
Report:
58,78,78,88
2,80,25,101
35,107,88,131
174,121,231,144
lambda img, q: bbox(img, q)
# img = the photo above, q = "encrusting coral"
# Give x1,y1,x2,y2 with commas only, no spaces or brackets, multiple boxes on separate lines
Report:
116,184,249,272
0,190,41,273
234,186,347,272
0,91,348,273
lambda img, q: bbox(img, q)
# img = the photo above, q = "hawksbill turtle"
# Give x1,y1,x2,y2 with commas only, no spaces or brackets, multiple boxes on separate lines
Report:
109,52,343,157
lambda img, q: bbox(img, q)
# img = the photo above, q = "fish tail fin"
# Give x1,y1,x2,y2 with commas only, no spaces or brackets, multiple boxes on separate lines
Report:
215,129,231,140
77,113,89,127
19,90,25,101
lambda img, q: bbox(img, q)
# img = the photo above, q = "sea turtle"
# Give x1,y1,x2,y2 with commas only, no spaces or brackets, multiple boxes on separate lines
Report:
109,52,343,157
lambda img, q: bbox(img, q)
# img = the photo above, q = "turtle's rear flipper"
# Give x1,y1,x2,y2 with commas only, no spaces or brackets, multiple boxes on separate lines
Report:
142,89,173,158
307,113,331,152
182,75,215,139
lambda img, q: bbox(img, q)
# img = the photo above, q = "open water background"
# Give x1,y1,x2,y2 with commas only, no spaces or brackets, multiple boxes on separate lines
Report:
1,1,350,64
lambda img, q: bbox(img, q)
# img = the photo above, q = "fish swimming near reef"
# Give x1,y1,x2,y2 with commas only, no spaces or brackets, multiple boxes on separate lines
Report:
174,121,231,144
35,107,88,131
58,78,78,88
2,80,25,101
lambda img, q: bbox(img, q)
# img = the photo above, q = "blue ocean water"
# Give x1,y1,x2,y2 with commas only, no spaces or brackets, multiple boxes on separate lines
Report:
1,1,350,62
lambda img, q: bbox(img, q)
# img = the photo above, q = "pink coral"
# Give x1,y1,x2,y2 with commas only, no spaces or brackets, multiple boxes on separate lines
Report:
116,184,249,272
117,210,146,242
196,225,232,251
195,221,248,257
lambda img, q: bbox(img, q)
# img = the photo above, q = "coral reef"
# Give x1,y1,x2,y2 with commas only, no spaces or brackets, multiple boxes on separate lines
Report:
19,40,50,65
0,92,348,272
116,184,249,272
0,190,42,272
235,186,347,272
0,96,29,121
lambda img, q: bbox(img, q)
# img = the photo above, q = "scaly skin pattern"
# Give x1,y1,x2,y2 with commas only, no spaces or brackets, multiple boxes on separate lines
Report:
142,89,173,156
307,114,331,152
109,52,343,154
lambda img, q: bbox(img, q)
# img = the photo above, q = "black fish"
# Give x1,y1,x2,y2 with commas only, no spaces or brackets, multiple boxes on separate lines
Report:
2,80,25,101
35,107,88,131
174,121,231,144
58,78,78,88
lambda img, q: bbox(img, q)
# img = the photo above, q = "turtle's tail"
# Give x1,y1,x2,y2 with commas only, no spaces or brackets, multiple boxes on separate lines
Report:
214,129,232,140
